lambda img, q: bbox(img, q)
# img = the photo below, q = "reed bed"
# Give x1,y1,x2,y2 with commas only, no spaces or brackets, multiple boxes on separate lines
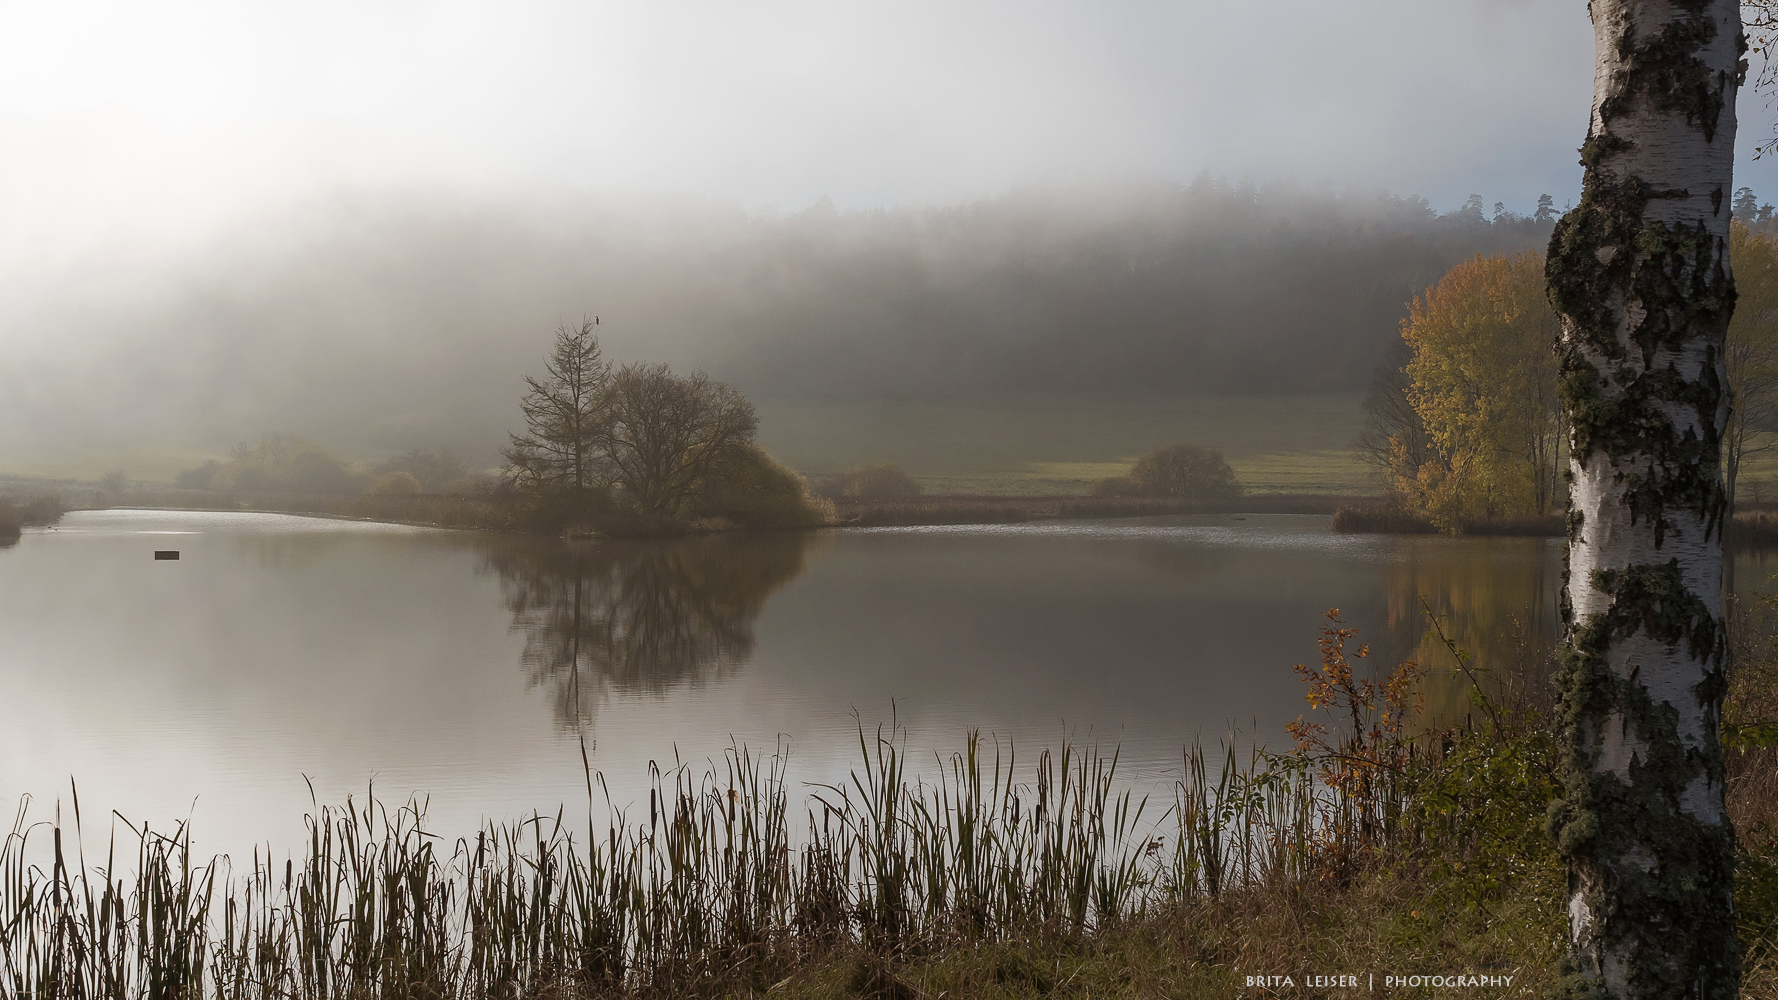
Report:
1,605,1593,997
1057,495,1350,519
3,722,1422,1000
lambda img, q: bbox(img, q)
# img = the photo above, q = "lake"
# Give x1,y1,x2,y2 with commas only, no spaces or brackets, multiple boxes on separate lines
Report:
2,508,1763,859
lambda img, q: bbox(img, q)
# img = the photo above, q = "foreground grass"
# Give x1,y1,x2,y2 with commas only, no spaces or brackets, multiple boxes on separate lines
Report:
1,614,1576,999
18,603,1778,997
1,732,1566,1000
761,878,1560,999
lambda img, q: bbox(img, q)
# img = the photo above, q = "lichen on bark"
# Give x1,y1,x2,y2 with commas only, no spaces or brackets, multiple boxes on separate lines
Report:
1544,1,1744,996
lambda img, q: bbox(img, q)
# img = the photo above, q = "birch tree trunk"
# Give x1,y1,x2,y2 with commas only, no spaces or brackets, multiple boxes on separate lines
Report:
1545,2,1744,995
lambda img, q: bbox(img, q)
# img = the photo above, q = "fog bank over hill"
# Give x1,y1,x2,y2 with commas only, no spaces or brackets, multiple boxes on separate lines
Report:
0,178,1554,474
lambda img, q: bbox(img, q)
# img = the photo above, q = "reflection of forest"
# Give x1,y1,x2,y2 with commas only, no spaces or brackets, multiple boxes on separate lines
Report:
481,532,816,728
1381,537,1564,725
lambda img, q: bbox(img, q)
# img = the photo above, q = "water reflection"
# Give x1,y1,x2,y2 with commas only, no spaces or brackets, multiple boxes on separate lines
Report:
1378,540,1777,725
482,533,819,727
1378,537,1564,721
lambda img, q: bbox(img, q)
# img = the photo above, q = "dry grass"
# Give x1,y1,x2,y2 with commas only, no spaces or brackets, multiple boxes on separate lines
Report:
827,498,1032,527
1330,503,1563,538
802,493,1354,527
1330,503,1436,535
26,599,1778,997
1057,494,1350,519
2,717,1568,1000
1733,512,1778,551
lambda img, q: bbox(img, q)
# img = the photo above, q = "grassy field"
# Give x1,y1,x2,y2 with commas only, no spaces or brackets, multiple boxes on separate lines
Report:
754,394,1374,496
4,394,1374,498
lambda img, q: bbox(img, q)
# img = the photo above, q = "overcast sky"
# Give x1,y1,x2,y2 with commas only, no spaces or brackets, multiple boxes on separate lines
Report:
6,0,1778,268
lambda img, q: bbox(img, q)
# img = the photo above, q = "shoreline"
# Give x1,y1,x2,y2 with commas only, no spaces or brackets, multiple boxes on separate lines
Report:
39,496,1778,547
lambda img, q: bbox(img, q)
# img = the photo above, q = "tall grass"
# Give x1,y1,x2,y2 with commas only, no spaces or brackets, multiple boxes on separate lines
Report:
4,720,1409,999
1,600,1593,997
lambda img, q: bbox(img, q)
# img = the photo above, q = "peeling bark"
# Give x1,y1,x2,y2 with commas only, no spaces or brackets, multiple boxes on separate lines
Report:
1546,2,1745,997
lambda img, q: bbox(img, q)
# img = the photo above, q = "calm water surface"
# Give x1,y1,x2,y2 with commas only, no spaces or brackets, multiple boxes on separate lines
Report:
3,508,1758,858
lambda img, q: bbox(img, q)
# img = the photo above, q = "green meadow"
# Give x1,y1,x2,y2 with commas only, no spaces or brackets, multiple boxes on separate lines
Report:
753,393,1374,496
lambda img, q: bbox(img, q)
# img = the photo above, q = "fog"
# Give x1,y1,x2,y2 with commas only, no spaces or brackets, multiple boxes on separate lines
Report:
0,181,1564,470
0,0,1612,258
7,0,1778,475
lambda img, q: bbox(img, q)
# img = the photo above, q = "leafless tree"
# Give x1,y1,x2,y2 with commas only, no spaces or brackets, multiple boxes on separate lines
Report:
598,364,758,515
1355,339,1431,487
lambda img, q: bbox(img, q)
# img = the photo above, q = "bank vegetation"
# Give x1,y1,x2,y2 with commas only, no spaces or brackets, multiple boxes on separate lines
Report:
12,603,1778,997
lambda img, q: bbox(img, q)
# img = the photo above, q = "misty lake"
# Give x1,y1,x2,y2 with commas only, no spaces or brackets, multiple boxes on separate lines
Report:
4,508,1769,858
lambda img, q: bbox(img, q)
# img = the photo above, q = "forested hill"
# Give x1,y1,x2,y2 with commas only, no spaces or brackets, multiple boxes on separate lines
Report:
0,179,1558,463
699,179,1556,399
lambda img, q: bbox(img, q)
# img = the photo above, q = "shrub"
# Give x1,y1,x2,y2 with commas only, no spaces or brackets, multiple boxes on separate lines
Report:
690,445,831,529
823,462,923,500
1129,444,1241,498
174,460,223,490
364,471,423,497
1089,445,1241,499
1331,502,1436,534
0,496,68,545
176,435,368,495
373,449,470,492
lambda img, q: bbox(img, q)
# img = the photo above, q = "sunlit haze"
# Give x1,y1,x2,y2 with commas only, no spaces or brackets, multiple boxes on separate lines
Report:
6,0,1778,473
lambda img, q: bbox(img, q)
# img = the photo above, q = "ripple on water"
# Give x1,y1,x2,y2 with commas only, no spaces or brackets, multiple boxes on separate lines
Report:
45,508,438,536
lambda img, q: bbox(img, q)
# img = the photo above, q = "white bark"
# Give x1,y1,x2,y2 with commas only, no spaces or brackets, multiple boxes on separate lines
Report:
1551,1,1743,995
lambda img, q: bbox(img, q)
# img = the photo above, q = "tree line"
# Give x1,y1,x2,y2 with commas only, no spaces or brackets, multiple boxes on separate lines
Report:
45,179,1575,470
175,436,479,496
711,178,1561,400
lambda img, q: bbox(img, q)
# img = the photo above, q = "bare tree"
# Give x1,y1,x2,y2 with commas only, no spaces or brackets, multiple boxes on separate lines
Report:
599,364,758,515
1544,1,1742,994
1748,0,1778,157
1356,340,1430,486
503,319,610,495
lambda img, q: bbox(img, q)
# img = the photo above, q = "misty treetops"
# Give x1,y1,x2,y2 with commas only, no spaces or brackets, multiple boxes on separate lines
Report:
713,176,1564,401
45,179,1590,464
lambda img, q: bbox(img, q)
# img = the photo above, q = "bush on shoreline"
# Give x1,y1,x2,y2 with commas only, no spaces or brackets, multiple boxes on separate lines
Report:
0,495,68,544
1331,502,1566,537
1089,444,1242,501
819,462,923,500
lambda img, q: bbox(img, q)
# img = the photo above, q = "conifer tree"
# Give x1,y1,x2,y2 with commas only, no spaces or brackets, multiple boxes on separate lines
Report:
503,319,610,495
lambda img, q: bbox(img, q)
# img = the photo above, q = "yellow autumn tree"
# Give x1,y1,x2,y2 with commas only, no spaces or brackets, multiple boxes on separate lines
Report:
1393,251,1564,531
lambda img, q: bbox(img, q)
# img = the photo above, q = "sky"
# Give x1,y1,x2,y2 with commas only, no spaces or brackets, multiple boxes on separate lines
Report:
7,0,1778,475
6,0,1778,267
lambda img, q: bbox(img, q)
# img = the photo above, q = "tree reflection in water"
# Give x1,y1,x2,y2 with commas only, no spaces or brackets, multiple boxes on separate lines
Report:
481,532,816,728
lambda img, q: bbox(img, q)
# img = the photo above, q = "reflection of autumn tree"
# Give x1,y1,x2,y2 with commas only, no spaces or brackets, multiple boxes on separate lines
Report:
1380,537,1562,724
482,533,815,728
